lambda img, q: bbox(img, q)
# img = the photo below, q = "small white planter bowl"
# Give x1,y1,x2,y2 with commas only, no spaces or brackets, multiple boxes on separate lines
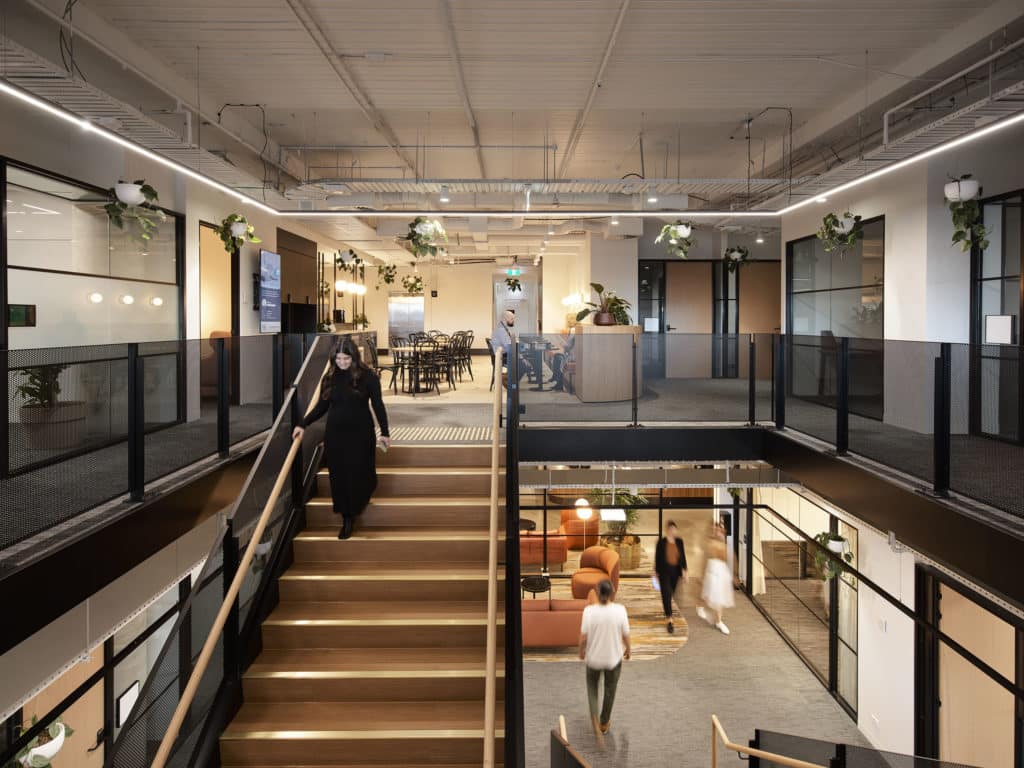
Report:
115,183,145,206
827,539,846,554
944,179,980,202
20,723,65,766
229,221,249,238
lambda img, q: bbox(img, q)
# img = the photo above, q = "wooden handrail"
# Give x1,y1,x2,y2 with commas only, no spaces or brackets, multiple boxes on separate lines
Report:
482,348,503,768
151,362,327,768
711,715,828,768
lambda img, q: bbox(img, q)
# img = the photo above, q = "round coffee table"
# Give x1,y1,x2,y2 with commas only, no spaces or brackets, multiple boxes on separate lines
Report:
518,519,537,532
521,574,551,600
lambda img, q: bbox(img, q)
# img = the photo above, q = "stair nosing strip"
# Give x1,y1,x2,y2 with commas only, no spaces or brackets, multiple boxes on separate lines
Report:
222,729,506,740
264,618,504,626
244,669,505,679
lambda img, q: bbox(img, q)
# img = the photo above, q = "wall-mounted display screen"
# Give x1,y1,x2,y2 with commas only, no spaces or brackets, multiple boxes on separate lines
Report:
259,249,282,333
7,304,36,327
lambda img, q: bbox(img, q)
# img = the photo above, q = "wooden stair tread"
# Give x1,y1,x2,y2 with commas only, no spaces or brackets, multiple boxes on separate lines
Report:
296,529,491,541
309,496,500,506
268,601,495,622
320,467,496,476
281,563,501,579
224,700,503,734
247,648,501,675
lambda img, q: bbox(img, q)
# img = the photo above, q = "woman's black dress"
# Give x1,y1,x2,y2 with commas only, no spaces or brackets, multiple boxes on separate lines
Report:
302,367,390,521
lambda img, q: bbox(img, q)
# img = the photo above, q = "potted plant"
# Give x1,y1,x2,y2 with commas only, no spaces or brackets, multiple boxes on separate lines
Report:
16,716,73,767
812,531,853,581
505,277,522,293
352,312,370,329
944,174,980,203
594,488,647,570
401,274,425,295
337,249,366,281
816,211,864,257
317,321,334,333
15,365,87,450
723,245,750,272
400,216,447,259
945,176,990,253
655,220,696,259
215,213,262,253
376,264,398,290
104,179,166,244
575,282,632,326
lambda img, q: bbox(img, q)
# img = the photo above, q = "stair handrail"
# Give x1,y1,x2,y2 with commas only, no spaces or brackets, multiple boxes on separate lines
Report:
711,715,827,768
148,350,330,768
483,348,503,768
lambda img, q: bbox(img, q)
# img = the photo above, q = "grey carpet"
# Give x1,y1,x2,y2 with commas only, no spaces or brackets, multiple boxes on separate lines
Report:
524,594,867,768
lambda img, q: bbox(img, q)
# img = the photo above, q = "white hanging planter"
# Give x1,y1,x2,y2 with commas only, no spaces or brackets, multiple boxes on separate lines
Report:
834,216,856,234
229,221,249,238
944,179,980,202
20,723,65,766
115,183,145,206
827,539,847,555
725,248,744,259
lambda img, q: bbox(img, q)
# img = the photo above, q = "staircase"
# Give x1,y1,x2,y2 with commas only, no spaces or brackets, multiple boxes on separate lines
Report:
220,443,505,767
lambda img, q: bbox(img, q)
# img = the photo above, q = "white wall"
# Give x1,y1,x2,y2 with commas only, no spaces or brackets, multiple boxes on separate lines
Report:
541,250,590,333
587,232,638,323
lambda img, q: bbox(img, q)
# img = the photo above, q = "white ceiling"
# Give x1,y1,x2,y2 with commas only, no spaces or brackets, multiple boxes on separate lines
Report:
6,0,1024,261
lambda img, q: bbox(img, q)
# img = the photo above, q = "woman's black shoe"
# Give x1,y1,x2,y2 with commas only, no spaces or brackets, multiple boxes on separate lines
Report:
667,621,675,634
338,518,354,540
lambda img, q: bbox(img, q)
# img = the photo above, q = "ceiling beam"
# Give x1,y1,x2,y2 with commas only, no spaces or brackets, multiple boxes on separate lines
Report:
437,0,486,179
557,0,631,179
283,0,418,178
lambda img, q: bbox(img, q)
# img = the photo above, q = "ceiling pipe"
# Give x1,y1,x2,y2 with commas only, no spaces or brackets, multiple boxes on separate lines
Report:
438,0,487,178
558,0,632,179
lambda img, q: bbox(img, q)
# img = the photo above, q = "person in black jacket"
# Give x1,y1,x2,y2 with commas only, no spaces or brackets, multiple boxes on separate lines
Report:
292,338,391,540
654,521,688,634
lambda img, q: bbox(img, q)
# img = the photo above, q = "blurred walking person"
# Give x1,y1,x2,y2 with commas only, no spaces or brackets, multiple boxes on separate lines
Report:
578,579,631,745
697,522,735,634
654,521,688,634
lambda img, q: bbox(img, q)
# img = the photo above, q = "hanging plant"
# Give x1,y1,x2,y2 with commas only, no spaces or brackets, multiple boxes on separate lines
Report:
400,216,447,258
215,213,261,253
317,321,334,333
15,715,74,767
817,212,864,257
318,280,331,298
104,179,166,244
654,220,696,259
945,175,989,253
376,264,398,290
812,532,853,581
723,246,750,273
336,249,365,280
401,274,424,295
352,312,370,329
505,277,522,293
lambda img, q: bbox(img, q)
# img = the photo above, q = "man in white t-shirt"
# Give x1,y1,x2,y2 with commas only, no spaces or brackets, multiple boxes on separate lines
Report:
578,579,631,743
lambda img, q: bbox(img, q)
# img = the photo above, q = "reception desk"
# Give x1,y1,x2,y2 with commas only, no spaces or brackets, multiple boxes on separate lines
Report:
572,324,642,403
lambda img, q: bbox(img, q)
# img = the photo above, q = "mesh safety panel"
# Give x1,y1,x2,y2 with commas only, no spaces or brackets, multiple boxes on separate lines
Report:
785,334,838,445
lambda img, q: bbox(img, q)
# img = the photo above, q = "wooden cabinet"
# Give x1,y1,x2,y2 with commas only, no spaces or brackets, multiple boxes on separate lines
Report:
573,324,643,403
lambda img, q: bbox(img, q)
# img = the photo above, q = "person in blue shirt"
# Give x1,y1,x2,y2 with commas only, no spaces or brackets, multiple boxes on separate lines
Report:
492,309,533,382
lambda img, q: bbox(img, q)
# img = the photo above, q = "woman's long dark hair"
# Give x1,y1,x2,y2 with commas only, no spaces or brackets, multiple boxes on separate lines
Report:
320,337,372,400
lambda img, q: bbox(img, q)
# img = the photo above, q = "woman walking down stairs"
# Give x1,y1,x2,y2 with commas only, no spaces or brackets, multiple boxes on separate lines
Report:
219,443,505,767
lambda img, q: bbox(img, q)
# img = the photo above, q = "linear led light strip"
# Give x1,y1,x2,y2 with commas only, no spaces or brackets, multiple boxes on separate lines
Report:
4,77,1024,220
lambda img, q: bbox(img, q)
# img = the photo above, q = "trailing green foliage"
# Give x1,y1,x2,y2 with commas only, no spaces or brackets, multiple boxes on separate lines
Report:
723,246,750,272
400,217,447,258
812,531,853,582
15,715,74,768
816,211,864,256
104,180,166,244
949,199,989,253
654,220,696,259
376,264,398,289
336,249,366,281
505,277,522,293
214,213,262,253
401,274,424,295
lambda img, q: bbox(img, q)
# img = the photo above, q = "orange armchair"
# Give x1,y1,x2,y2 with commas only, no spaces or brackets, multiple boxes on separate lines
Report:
559,509,599,550
571,546,621,599
520,532,568,571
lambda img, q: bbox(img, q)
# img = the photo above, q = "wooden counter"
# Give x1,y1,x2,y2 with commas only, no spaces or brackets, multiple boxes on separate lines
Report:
572,324,642,403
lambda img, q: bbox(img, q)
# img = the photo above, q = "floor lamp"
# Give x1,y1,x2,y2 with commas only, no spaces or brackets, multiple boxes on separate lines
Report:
575,497,593,552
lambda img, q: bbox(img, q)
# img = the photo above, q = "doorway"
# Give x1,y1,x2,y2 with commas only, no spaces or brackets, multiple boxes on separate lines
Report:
199,223,239,405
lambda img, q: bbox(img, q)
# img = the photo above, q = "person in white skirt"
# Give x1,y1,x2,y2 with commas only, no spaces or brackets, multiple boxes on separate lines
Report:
697,523,735,634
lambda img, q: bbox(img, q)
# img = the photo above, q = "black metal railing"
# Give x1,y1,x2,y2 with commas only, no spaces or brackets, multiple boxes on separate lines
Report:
751,728,977,768
103,333,339,768
0,333,376,553
513,332,1024,519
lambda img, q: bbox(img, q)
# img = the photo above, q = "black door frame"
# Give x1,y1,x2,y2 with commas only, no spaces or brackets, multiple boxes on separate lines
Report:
969,189,1023,444
915,564,1024,767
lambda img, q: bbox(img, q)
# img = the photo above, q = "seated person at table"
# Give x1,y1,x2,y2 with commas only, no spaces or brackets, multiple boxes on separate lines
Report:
492,309,534,382
549,326,576,392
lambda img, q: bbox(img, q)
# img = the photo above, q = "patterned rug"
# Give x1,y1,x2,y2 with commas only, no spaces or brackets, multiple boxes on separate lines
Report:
524,578,690,662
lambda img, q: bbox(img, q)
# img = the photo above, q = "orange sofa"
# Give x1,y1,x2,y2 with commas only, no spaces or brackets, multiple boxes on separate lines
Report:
559,510,599,550
522,590,597,648
520,532,568,571
571,546,621,599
